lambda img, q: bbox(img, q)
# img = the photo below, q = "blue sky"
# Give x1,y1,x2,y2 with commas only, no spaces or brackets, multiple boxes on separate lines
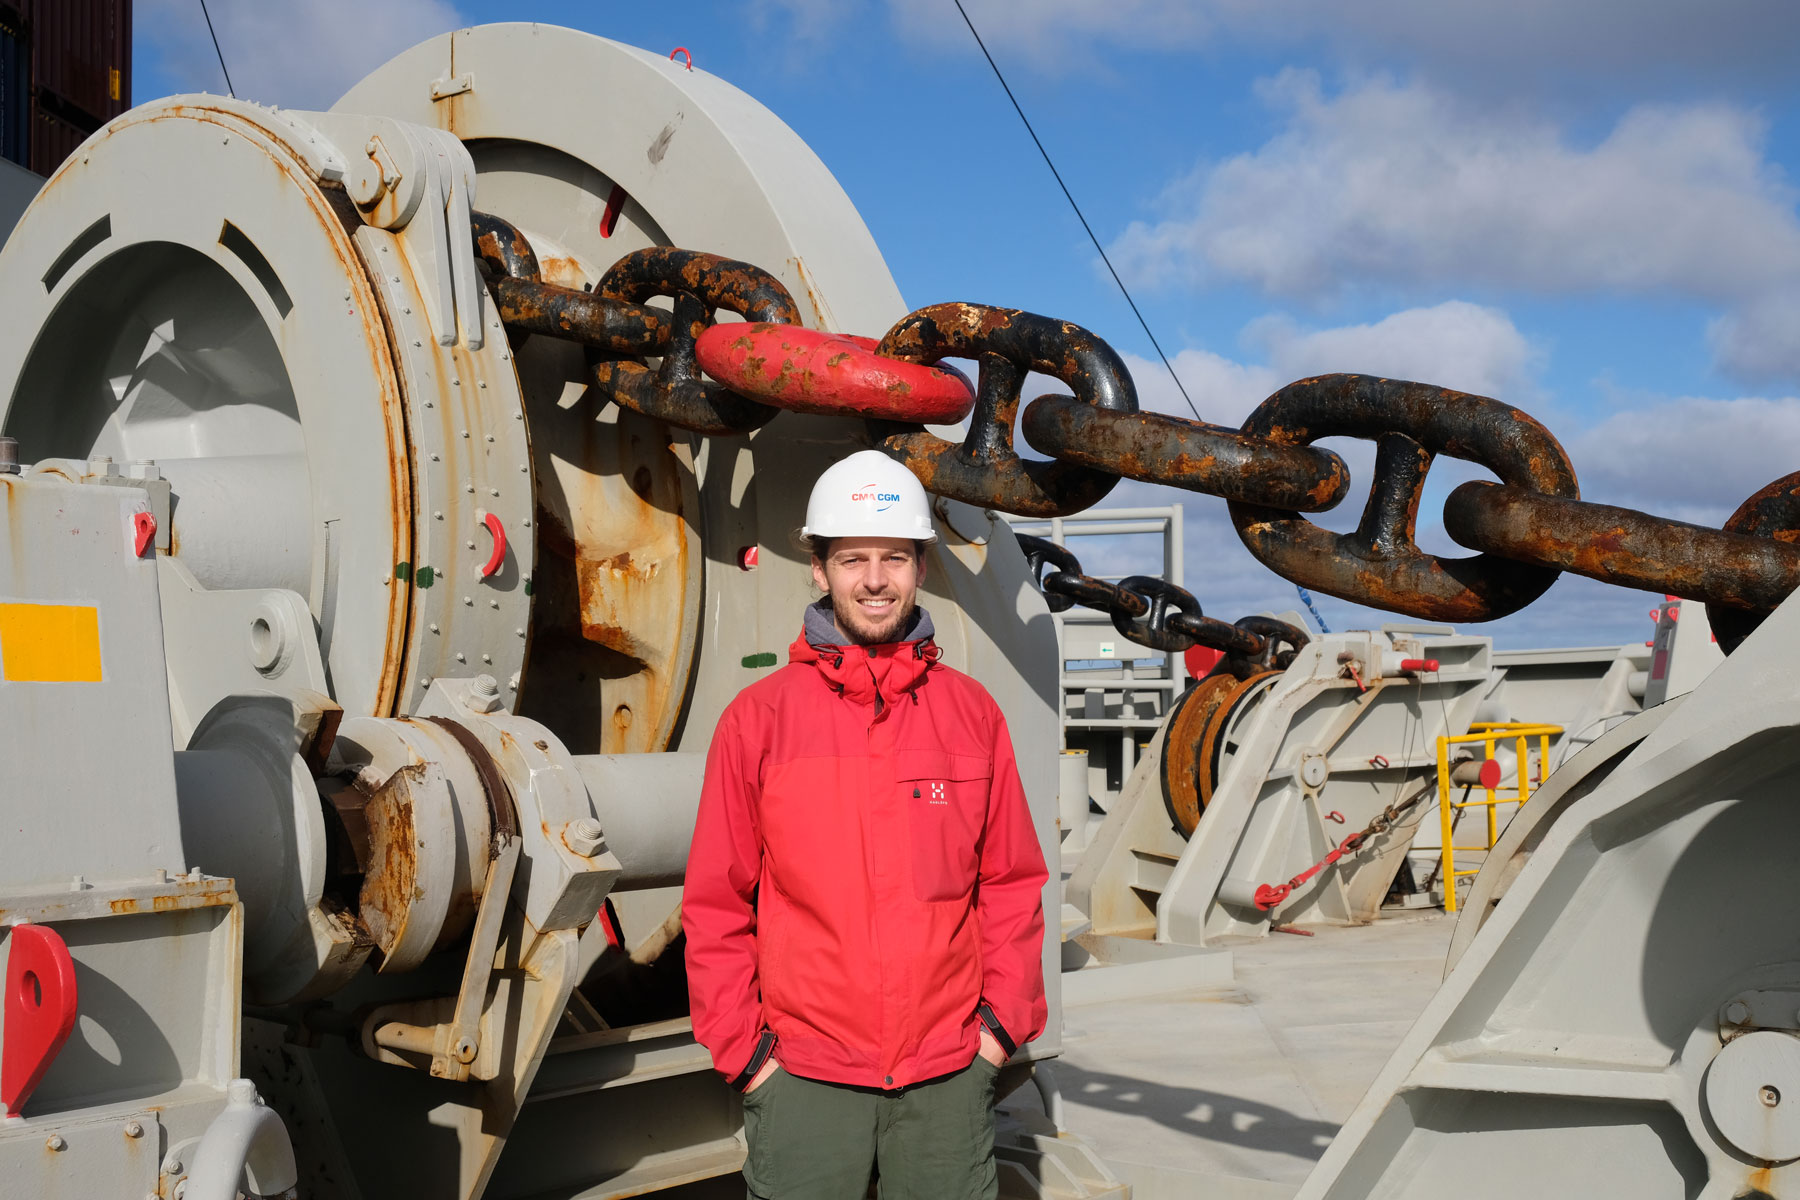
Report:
133,0,1800,649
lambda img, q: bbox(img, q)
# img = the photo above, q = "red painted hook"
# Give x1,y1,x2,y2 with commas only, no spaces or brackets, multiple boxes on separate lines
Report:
670,46,693,69
2,924,79,1116
132,510,156,557
480,512,506,578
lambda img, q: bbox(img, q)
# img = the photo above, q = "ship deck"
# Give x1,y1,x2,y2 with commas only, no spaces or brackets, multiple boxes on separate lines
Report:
1009,912,1455,1198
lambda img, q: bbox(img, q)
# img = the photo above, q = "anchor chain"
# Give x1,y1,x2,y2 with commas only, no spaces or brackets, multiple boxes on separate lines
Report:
470,214,1800,650
1014,534,1308,675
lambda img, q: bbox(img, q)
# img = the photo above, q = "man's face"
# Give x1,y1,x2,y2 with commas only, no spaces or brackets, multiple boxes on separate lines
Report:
811,537,927,645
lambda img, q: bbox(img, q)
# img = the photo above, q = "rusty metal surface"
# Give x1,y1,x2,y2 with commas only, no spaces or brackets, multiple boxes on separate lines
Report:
474,212,676,356
590,248,802,436
1022,395,1348,512
1196,671,1281,811
1161,673,1240,836
1227,375,1579,623
471,210,541,283
692,322,975,423
874,303,1137,517
358,763,427,965
1225,615,1309,678
1707,471,1800,653
493,277,672,356
512,322,703,759
1447,480,1800,616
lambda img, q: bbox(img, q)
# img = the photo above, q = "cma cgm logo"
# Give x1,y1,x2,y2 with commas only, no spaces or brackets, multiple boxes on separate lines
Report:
849,484,901,512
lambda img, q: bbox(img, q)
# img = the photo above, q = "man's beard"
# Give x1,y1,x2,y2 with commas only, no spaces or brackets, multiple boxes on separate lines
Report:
832,592,916,645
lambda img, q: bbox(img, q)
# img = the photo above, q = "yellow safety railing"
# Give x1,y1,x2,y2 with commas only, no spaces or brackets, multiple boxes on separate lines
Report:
1435,722,1563,913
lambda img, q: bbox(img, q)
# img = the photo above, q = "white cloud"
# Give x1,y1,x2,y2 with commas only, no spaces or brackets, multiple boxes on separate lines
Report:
1563,393,1800,525
1106,72,1800,386
1708,289,1800,385
1122,300,1538,424
886,0,1800,90
1247,301,1539,402
1112,72,1800,304
137,0,463,111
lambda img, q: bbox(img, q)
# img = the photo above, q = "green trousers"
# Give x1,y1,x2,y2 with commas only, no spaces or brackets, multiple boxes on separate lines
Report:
739,1058,1000,1200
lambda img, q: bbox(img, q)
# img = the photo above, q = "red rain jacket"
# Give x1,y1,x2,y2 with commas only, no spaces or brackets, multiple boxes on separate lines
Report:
683,613,1048,1091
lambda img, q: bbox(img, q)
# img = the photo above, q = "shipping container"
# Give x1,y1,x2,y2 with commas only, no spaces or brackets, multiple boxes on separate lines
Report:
0,5,26,169
2,0,132,176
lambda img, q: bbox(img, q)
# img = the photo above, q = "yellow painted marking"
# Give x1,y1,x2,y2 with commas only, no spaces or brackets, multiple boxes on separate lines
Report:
0,603,103,682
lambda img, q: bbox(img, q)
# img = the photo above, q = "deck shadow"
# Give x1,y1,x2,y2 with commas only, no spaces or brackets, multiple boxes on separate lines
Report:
1052,1061,1339,1162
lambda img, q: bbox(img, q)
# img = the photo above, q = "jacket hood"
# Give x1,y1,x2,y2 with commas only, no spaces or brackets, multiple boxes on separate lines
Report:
790,599,939,706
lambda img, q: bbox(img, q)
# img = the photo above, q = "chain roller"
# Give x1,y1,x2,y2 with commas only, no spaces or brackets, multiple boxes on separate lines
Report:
474,224,1800,644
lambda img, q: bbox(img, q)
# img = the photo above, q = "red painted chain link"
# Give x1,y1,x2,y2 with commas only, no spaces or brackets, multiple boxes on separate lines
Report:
694,323,974,423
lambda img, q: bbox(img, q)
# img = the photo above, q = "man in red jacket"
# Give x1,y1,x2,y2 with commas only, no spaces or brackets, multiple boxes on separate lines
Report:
684,450,1049,1200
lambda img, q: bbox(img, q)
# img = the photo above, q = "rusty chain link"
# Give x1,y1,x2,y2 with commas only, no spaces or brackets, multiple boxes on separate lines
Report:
473,219,1800,653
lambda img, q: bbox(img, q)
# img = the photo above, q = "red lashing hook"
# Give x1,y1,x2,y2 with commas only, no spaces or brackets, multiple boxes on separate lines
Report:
670,46,693,69
132,511,156,557
2,924,79,1116
480,512,507,579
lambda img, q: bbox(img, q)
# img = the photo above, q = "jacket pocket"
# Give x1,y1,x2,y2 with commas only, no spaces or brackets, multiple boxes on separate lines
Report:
899,751,992,902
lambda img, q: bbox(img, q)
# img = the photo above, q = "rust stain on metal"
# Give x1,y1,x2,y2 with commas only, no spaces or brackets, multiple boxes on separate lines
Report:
1023,396,1348,512
1162,673,1239,835
1226,375,1577,623
872,303,1138,517
1708,470,1800,652
1196,672,1279,810
106,894,190,915
576,248,799,435
1444,482,1800,614
359,764,427,962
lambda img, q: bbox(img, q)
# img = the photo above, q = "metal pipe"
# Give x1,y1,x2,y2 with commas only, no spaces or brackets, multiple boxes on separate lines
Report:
1010,505,1186,524
181,1079,298,1200
1006,520,1172,537
572,753,706,890
160,454,312,594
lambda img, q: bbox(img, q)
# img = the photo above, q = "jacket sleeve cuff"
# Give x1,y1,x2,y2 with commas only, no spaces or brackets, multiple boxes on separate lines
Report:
727,1029,779,1092
976,1001,1017,1058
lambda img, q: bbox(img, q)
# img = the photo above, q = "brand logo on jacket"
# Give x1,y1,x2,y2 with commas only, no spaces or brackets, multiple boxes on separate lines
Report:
929,781,946,804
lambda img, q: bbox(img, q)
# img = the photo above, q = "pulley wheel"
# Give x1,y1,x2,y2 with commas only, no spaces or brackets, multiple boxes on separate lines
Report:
1162,669,1280,835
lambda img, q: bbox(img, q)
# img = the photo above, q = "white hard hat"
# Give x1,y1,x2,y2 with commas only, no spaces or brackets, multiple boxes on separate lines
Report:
801,450,937,544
